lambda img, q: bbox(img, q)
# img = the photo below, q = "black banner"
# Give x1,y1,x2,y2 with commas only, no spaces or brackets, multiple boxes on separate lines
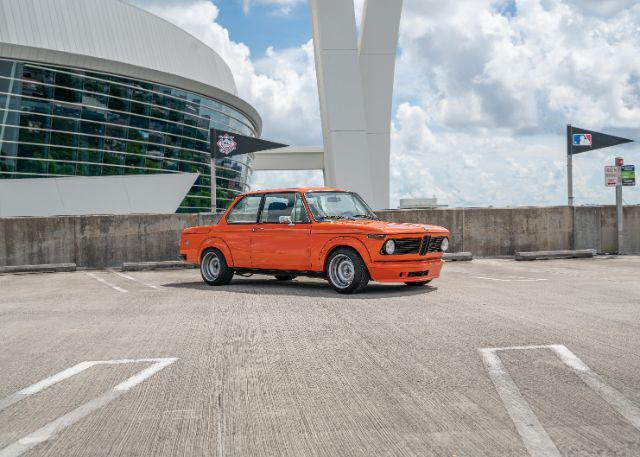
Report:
567,125,633,155
211,128,288,159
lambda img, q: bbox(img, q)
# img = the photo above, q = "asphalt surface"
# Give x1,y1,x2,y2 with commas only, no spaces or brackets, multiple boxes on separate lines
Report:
1,256,639,457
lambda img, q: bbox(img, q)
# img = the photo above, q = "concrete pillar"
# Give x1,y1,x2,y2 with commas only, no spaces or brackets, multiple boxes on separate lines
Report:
309,0,402,209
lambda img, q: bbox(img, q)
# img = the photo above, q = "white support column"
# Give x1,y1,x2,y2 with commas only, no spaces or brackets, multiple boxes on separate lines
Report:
309,0,373,204
309,0,402,209
359,0,403,210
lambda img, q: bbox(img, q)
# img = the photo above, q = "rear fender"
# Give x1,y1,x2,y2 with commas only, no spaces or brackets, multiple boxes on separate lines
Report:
199,237,234,266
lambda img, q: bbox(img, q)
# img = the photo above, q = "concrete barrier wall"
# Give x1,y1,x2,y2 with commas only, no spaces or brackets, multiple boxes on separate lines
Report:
0,213,221,268
377,205,640,257
1,206,638,267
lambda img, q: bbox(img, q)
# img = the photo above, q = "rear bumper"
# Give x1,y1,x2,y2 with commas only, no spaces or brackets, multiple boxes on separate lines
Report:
180,248,199,264
367,258,444,283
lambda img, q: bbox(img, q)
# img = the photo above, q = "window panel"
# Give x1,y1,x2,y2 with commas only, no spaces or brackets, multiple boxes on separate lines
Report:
101,165,123,176
76,149,102,164
124,153,144,168
17,143,46,159
48,160,76,176
54,86,80,103
226,195,262,224
103,152,124,167
16,158,47,174
51,117,78,133
76,162,101,176
50,131,76,147
48,148,76,162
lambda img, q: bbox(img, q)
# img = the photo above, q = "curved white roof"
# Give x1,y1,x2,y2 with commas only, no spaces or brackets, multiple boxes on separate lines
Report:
0,0,261,132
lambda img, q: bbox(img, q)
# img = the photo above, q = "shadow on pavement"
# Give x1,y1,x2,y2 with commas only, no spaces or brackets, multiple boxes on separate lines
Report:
162,276,437,299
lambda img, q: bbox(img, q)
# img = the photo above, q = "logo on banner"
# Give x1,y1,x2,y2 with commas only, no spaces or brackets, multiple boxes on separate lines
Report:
216,134,237,155
573,133,592,146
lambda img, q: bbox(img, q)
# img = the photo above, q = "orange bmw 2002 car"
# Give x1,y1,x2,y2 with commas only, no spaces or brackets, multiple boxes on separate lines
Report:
180,188,450,294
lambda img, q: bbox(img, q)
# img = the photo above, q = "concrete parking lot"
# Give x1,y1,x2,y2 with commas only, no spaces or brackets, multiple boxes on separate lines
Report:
1,257,639,457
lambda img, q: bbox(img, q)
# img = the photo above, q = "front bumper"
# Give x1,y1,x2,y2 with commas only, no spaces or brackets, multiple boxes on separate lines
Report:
367,258,444,283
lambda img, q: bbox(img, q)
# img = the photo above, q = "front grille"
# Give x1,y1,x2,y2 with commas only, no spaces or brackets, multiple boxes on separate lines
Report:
393,238,421,254
419,236,445,255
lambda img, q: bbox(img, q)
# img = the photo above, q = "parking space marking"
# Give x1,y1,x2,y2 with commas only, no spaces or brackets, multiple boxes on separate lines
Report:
472,276,548,282
479,347,561,457
479,344,640,457
110,270,162,290
0,358,177,457
86,272,127,293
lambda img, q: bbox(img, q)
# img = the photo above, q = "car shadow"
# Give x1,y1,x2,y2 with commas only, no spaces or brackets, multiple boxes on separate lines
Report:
162,276,437,299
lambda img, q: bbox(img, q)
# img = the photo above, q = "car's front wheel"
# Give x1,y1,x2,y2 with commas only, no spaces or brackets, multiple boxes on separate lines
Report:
200,248,234,286
326,248,369,294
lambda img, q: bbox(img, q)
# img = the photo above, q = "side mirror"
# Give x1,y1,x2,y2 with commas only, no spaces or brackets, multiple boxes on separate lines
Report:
279,216,294,225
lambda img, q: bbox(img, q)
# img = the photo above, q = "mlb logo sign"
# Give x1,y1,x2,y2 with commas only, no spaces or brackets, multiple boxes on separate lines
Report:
573,133,592,146
216,133,237,155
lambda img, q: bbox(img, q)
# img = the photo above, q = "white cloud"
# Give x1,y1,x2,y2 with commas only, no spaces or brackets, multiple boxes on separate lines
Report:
390,0,640,206
134,0,640,207
241,0,304,15
138,0,321,147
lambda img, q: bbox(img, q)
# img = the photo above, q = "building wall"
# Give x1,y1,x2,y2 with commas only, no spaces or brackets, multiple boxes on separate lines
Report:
0,58,257,212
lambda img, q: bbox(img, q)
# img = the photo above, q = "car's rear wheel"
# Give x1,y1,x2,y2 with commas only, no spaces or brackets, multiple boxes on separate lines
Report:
200,249,234,286
326,248,369,294
274,275,297,281
405,280,432,286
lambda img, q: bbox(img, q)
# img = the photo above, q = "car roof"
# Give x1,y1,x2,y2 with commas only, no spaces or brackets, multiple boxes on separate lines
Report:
241,187,350,196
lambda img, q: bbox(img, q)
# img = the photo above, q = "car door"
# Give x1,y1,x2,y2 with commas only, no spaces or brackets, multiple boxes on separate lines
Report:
251,192,312,271
222,194,263,268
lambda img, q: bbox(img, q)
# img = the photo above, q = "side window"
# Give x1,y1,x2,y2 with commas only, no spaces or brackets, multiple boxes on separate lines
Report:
226,195,262,224
260,193,295,223
292,193,310,223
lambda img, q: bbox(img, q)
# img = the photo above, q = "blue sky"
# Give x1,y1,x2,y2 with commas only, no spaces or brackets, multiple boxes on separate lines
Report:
134,0,640,208
214,1,310,58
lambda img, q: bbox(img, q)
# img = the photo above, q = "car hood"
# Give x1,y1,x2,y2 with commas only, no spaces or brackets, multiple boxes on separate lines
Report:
315,220,448,235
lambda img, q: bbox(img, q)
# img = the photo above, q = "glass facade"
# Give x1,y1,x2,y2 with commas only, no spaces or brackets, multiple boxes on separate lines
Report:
0,58,257,212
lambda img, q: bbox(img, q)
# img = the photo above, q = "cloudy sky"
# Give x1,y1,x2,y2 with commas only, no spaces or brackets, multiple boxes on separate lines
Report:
131,0,640,208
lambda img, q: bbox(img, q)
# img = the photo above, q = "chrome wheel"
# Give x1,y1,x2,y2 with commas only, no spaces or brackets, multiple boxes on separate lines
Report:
201,251,221,282
328,254,355,289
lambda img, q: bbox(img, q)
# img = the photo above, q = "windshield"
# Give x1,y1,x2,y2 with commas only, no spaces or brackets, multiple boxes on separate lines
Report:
304,192,378,221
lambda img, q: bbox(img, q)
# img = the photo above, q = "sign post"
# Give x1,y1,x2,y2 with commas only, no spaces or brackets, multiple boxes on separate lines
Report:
567,125,574,206
615,157,624,254
566,125,633,206
610,161,637,255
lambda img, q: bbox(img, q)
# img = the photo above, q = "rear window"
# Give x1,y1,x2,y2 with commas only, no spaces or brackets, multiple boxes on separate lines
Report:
226,195,262,224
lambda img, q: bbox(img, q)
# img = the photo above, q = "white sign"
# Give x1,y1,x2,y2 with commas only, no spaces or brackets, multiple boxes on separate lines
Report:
605,166,618,187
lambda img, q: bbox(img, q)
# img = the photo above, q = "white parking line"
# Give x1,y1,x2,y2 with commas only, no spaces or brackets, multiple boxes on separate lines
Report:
479,348,561,457
479,344,640,457
86,272,127,293
0,358,177,457
110,270,162,290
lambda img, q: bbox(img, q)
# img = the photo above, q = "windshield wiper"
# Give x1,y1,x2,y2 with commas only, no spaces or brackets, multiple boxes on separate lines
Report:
352,214,378,220
316,215,347,221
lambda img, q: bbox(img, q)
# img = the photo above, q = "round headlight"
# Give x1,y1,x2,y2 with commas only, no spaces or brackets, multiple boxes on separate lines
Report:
384,239,396,255
441,237,450,252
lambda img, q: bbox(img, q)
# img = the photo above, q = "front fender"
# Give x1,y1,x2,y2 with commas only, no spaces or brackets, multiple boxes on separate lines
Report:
199,237,235,266
316,236,372,271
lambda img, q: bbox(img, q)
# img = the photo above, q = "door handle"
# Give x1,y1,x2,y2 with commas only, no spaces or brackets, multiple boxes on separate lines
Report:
252,227,265,232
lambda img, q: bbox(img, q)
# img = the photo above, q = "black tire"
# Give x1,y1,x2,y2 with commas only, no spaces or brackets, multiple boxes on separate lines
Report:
405,280,432,286
326,248,369,294
200,248,234,286
274,275,297,281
